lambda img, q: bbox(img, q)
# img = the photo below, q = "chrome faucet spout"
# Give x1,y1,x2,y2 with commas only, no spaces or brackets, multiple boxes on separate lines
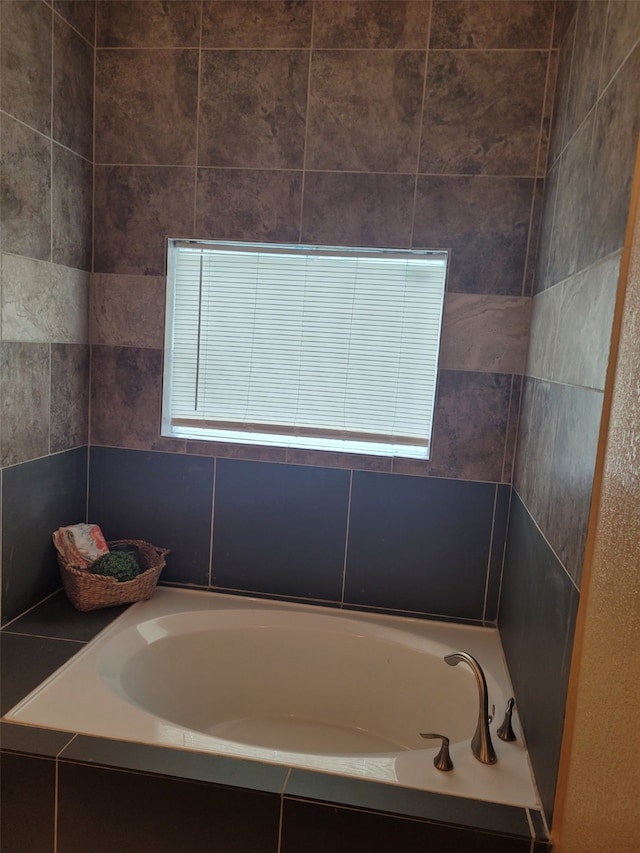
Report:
444,651,497,765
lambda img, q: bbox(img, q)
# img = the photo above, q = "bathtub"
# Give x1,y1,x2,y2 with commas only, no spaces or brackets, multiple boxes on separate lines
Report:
6,587,540,809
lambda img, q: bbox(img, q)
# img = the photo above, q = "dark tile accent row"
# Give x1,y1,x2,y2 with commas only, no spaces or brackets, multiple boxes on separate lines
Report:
499,493,579,824
86,448,504,623
1,448,88,625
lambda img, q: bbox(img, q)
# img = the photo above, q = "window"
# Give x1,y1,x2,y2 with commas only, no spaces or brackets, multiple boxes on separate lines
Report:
162,240,447,459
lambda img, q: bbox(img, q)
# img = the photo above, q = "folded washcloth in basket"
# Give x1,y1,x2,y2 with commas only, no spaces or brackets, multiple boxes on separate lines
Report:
53,523,109,570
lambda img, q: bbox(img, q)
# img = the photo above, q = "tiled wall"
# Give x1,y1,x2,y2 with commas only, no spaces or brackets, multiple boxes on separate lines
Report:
0,1,95,623
87,0,557,621
499,0,640,823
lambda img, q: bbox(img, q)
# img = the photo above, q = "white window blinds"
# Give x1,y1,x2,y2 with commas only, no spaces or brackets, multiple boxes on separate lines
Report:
162,241,447,459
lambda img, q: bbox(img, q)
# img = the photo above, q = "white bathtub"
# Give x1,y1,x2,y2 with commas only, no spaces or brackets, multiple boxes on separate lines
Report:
6,588,540,808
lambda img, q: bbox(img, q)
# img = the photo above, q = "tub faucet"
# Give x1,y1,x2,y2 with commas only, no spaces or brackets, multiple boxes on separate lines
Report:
444,651,497,765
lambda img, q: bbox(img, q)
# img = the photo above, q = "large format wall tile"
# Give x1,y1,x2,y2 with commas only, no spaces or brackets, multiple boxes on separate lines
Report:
0,753,56,853
393,370,512,483
53,15,93,160
196,168,302,243
90,274,166,348
95,49,198,166
599,0,640,93
1,254,89,344
514,378,604,586
590,43,640,268
563,0,607,143
439,294,530,374
1,448,88,623
198,50,308,169
421,51,547,177
52,145,92,271
57,759,280,853
344,472,495,620
500,494,579,822
98,0,200,47
307,50,425,173
202,0,312,48
550,253,620,390
93,166,195,274
314,0,430,49
54,0,96,45
212,459,350,601
0,116,51,260
90,345,183,452
302,172,414,248
430,0,554,50
413,176,533,295
0,0,52,135
89,447,214,586
0,342,49,467
50,343,90,453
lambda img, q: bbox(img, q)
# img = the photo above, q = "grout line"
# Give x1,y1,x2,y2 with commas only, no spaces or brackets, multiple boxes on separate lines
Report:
53,755,59,853
193,1,203,232
408,5,431,248
208,457,216,588
481,484,499,623
298,3,315,243
340,469,353,605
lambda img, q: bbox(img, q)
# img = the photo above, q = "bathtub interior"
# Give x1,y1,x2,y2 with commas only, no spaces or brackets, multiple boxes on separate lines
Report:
5,588,542,810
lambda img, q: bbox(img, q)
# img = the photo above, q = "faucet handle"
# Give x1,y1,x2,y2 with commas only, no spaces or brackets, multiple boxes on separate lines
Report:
497,697,517,741
420,732,454,771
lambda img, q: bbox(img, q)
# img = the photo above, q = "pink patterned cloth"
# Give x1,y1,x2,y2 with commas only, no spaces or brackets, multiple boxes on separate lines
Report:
53,524,109,570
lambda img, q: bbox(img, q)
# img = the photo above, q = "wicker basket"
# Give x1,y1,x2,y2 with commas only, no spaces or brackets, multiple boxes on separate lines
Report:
58,539,169,612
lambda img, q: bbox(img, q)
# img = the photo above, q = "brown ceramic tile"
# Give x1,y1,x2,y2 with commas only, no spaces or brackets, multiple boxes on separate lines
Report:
421,50,547,177
301,172,414,248
285,449,391,473
552,1,577,48
90,345,184,452
90,274,165,349
547,12,576,169
0,116,51,260
196,169,302,243
512,377,555,528
201,1,312,48
52,144,92,271
393,369,511,482
0,0,52,135
50,343,90,452
313,1,430,49
1,254,89,344
439,294,530,374
524,178,545,297
547,384,603,584
599,0,640,94
563,0,607,143
54,1,96,44
501,374,522,485
430,1,554,50
552,254,621,392
534,161,559,294
97,0,200,47
187,440,287,464
95,49,198,166
0,342,50,467
307,50,424,173
526,285,561,382
537,50,559,178
413,175,533,295
93,165,195,275
547,112,594,287
198,50,308,169
52,15,93,160
590,43,640,269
